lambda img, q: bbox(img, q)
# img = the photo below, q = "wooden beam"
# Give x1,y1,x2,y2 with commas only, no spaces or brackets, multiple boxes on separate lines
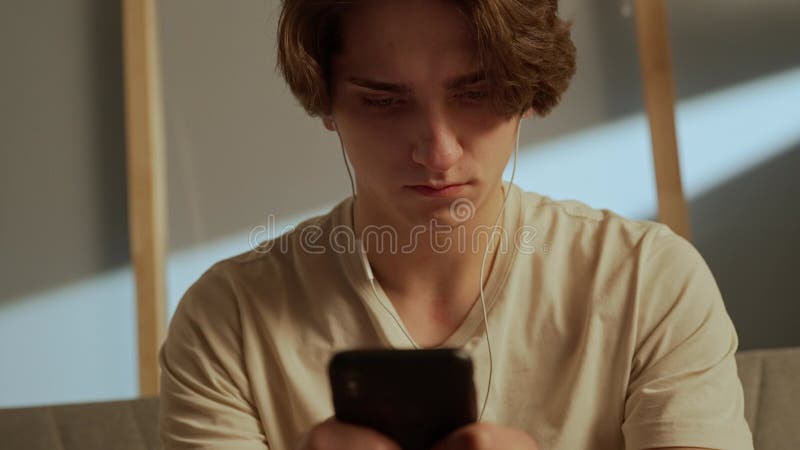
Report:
633,0,692,241
122,0,167,397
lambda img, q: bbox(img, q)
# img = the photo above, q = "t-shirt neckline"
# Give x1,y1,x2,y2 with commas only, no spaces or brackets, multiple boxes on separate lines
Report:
335,182,524,350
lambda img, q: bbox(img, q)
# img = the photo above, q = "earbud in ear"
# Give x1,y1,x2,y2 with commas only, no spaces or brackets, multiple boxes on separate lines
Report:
327,115,337,130
522,107,537,119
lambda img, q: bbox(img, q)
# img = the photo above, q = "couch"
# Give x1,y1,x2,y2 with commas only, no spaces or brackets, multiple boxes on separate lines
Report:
1,346,798,450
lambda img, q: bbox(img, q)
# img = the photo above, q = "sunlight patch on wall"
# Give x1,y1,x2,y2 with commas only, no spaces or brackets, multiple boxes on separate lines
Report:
508,66,800,219
0,267,137,408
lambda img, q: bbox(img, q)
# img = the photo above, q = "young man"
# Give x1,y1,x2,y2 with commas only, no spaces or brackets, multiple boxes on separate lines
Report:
159,1,754,449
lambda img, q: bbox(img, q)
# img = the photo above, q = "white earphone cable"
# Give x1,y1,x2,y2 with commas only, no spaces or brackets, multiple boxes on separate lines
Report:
334,128,421,348
476,118,520,421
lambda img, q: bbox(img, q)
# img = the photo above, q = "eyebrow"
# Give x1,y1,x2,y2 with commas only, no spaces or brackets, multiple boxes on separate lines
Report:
346,70,486,93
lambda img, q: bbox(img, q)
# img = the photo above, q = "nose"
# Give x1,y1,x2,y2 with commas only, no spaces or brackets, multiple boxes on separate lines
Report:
410,106,463,172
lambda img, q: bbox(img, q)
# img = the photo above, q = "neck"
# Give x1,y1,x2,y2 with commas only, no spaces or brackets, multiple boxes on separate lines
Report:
354,181,509,310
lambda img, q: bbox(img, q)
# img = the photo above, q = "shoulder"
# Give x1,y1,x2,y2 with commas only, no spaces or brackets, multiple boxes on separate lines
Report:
514,189,711,318
517,188,673,260
173,202,346,324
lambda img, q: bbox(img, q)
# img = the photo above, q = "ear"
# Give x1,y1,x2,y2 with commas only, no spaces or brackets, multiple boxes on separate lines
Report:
322,115,337,131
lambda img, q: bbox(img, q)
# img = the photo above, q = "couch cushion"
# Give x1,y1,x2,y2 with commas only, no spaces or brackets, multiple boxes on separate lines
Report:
0,396,160,450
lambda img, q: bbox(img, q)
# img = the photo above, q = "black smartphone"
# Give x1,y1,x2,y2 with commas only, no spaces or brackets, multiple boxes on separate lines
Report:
328,348,477,450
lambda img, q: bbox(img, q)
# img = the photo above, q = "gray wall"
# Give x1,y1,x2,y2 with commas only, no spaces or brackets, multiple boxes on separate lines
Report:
0,0,797,407
158,0,349,251
0,0,128,303
590,0,800,118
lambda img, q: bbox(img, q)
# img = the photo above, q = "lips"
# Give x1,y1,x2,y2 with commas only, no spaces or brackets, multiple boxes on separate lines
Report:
407,183,468,198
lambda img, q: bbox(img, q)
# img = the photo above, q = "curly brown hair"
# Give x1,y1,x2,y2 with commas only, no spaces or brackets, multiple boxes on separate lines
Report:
277,0,576,118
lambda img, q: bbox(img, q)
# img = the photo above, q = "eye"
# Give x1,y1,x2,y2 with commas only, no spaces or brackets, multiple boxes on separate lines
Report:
361,97,403,108
455,90,489,103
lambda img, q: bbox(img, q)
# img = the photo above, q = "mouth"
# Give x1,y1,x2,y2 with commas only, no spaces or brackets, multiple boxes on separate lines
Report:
407,182,469,198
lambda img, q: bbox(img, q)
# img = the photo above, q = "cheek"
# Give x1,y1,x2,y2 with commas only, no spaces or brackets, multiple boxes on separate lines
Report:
338,123,409,175
465,122,518,170
456,108,507,137
336,114,414,163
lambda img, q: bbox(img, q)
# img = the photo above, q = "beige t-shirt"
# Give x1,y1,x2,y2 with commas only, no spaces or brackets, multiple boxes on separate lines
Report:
159,183,753,450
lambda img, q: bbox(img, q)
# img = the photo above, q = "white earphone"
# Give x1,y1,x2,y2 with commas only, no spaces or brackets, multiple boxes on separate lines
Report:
332,113,522,422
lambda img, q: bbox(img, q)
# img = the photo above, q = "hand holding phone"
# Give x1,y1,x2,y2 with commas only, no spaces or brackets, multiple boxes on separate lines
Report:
328,348,477,450
297,417,402,450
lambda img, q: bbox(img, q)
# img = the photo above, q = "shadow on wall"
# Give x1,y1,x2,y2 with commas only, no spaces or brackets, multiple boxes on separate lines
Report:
0,0,128,304
588,0,800,119
87,0,129,279
689,141,800,351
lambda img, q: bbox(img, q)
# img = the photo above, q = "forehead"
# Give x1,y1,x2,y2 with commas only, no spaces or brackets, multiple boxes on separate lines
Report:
333,0,479,82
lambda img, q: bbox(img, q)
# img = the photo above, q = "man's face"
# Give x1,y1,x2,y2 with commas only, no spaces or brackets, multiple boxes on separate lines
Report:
326,0,522,228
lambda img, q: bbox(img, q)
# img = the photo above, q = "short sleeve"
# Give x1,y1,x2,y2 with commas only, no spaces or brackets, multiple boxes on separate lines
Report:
621,226,754,450
159,266,269,450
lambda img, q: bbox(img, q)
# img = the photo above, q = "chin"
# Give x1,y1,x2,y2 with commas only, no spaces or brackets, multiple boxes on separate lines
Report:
401,195,481,229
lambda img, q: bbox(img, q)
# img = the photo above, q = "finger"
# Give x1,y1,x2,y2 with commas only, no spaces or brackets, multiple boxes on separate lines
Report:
304,418,401,450
435,423,541,450
430,424,491,450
